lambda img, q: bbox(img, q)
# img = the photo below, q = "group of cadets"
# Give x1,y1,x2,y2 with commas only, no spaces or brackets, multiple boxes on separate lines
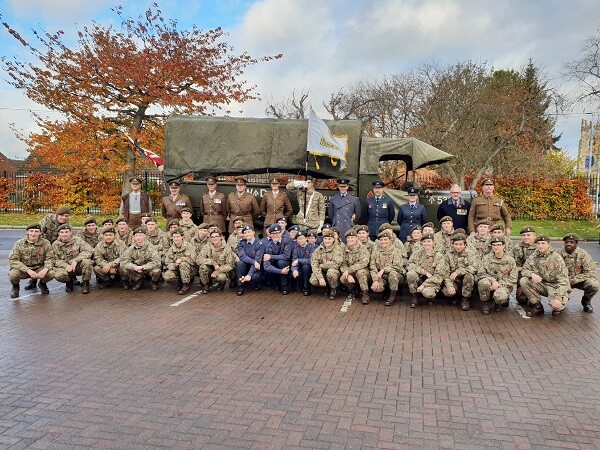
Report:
8,177,599,318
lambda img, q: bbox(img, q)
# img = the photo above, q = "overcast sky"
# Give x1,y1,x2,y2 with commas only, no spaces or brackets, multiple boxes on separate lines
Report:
1,0,599,160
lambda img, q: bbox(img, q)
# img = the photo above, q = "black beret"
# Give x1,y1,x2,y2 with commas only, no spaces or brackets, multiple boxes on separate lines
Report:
26,223,41,231
57,223,72,231
520,226,536,234
562,234,579,242
535,235,550,243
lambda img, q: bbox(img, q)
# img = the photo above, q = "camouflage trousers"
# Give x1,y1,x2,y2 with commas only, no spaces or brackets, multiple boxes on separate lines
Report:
120,267,162,283
340,269,370,292
93,265,120,282
572,279,600,299
406,271,441,299
9,267,55,284
520,277,571,310
163,261,196,284
441,273,475,298
55,260,93,283
515,274,527,303
478,277,512,304
371,271,404,292
310,268,341,289
199,264,230,285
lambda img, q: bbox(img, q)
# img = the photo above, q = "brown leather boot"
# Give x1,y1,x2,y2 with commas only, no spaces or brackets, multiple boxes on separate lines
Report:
361,290,370,305
385,290,397,306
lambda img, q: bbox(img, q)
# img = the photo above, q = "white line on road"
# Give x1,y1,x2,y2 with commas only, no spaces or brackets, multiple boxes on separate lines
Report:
170,292,201,306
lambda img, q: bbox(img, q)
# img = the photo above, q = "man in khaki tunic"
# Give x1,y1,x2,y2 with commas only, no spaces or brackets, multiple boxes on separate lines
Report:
286,176,325,233
467,178,512,235
261,177,293,237
161,180,193,223
201,176,228,234
227,177,260,234
559,233,599,313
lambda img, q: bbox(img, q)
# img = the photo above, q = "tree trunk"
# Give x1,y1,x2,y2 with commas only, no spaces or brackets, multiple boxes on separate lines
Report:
121,105,148,195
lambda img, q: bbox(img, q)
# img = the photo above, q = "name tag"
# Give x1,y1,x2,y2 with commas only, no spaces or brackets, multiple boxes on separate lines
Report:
382,203,387,209
457,209,467,215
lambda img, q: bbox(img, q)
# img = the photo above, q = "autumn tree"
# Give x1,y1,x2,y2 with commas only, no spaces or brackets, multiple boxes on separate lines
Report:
1,3,281,193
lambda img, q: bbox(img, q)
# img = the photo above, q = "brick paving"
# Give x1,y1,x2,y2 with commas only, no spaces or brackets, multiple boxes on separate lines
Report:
2,246,600,448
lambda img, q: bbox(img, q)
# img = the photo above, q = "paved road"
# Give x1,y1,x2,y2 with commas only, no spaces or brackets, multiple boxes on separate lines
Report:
2,230,600,448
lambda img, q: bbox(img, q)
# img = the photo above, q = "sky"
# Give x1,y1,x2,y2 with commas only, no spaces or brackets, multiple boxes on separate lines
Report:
0,0,599,161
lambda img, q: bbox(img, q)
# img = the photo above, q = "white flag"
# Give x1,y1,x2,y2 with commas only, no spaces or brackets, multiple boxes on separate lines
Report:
307,109,347,169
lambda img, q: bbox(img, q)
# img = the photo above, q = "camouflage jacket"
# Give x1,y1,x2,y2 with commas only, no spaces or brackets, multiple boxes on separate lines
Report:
77,229,101,249
146,229,170,257
445,247,478,279
178,220,198,242
521,249,569,288
311,244,344,276
369,245,405,279
198,242,236,273
120,242,161,272
286,183,326,229
512,242,536,267
403,238,422,259
52,236,93,268
117,229,133,247
558,247,597,285
486,236,513,254
341,242,370,274
94,239,128,268
407,248,448,284
466,234,489,256
40,214,67,243
477,252,518,289
163,241,197,271
434,231,453,253
9,237,55,271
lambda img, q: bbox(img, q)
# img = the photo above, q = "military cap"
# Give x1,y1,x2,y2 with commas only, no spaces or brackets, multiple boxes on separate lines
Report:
207,222,219,229
234,177,247,184
170,229,184,237
377,230,392,239
520,226,536,234
269,177,281,184
321,223,332,229
439,215,453,223
337,178,350,185
276,216,287,223
421,233,434,241
241,224,254,232
83,216,96,226
116,217,127,224
422,222,435,229
410,225,422,232
129,177,142,184
475,219,490,227
101,218,113,226
167,218,180,227
55,205,71,215
482,178,495,186
268,223,282,233
535,235,550,243
307,230,318,237
451,233,467,242
297,230,308,237
372,180,384,188
198,223,210,230
206,176,217,184
331,227,340,235
26,223,41,231
102,226,116,234
489,236,505,245
141,212,152,218
378,223,394,231
180,207,192,213
231,216,245,224
453,228,466,235
144,216,156,223
345,229,357,238
288,225,300,232
305,175,314,181
322,229,334,237
133,227,147,235
354,225,369,233
407,186,419,195
168,180,180,187
489,223,505,232
57,223,72,231
562,233,580,242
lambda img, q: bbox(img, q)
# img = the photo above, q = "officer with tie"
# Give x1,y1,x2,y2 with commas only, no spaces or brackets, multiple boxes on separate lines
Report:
397,187,428,243
437,183,470,231
363,180,396,241
327,178,361,244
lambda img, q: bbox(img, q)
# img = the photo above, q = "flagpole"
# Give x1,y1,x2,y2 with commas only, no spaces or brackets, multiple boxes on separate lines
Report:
304,151,308,220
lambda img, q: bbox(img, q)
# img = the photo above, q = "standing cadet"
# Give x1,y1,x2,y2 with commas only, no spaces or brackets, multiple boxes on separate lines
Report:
236,225,265,295
197,231,236,293
286,176,326,233
178,207,198,241
363,180,395,241
52,224,94,294
443,233,477,311
227,177,261,234
9,224,55,299
406,234,447,308
559,233,599,313
120,176,152,229
328,178,361,244
77,216,101,249
120,227,162,291
437,184,470,231
466,219,490,256
477,236,518,314
487,224,513,254
260,177,293,237
161,181,192,223
40,205,71,244
340,229,371,304
520,235,571,317
163,229,197,295
397,187,427,243
262,223,293,295
201,176,228,234
93,226,128,289
434,216,454,252
145,217,169,259
513,225,537,305
115,217,133,246
467,178,512,235
291,230,317,296
369,231,405,306
310,229,344,299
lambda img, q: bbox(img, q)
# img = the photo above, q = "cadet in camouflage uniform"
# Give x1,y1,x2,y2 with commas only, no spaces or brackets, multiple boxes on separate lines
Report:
466,219,490,256
93,226,128,289
191,223,210,258
198,231,237,293
340,229,371,304
434,216,454,252
77,216,101,250
286,176,326,233
487,224,513,254
145,217,169,259
443,233,477,311
120,227,162,291
163,230,197,294
8,223,55,299
559,233,599,313
477,236,518,314
355,225,376,257
378,223,407,258
512,226,537,305
178,207,198,241
404,226,423,259
406,233,448,307
370,231,405,306
520,235,570,317
40,205,71,244
226,218,245,289
52,224,94,294
116,217,133,246
310,229,344,299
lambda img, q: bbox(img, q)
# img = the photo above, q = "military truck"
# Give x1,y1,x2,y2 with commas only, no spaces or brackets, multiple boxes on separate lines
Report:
163,115,463,227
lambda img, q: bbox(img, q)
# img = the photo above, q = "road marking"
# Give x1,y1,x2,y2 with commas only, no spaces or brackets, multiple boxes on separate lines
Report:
340,297,352,312
170,292,200,306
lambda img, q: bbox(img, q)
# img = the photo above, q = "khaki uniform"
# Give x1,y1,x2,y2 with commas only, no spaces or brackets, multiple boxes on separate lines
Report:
52,236,94,283
161,194,192,222
369,246,405,292
163,241,197,285
310,244,344,288
466,234,489,256
178,220,198,242
201,191,228,232
120,241,162,283
40,214,67,243
286,182,326,231
93,239,128,282
260,191,293,234
520,249,570,308
434,231,453,253
442,247,477,298
513,241,537,303
191,236,210,259
467,195,512,234
477,252,518,304
8,237,55,284
77,230,101,250
227,192,260,233
198,242,236,285
486,236,513,254
558,247,600,300
340,242,371,291
117,229,133,247
147,229,170,259
406,249,448,298
404,238,422,260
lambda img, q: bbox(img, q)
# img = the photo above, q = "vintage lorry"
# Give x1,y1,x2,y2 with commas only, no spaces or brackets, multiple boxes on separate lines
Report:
163,115,462,227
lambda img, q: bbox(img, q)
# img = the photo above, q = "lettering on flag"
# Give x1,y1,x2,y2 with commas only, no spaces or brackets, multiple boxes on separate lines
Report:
307,109,348,170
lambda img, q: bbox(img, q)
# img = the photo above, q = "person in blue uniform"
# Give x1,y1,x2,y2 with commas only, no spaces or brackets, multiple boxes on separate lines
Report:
291,230,317,296
437,183,470,231
236,225,265,296
363,180,396,241
262,223,293,295
327,178,361,244
397,187,428,243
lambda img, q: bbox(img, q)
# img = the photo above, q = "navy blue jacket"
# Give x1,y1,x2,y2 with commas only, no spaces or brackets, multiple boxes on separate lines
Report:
397,203,428,242
237,238,265,276
328,193,361,243
263,235,293,274
437,198,471,231
363,195,395,239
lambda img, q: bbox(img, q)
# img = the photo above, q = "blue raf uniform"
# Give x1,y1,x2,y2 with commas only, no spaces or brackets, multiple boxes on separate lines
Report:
291,232,317,295
262,224,293,294
328,178,361,243
363,180,396,241
236,225,265,291
397,187,428,243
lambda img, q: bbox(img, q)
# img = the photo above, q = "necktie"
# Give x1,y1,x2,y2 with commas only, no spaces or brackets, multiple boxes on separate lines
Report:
410,204,415,211
454,201,459,208
376,197,380,206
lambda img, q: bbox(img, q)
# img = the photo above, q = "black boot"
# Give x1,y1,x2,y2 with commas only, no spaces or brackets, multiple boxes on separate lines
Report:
329,288,337,300
151,281,160,291
410,293,419,308
11,284,19,299
582,296,593,313
39,282,49,295
361,290,370,305
178,283,189,295
384,290,397,306
131,280,144,290
527,302,544,317
460,296,471,311
24,279,38,290
65,279,74,292
81,281,90,294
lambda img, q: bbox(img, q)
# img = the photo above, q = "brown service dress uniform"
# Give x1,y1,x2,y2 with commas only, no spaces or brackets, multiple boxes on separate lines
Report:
260,191,293,236
227,192,260,233
161,194,192,222
467,195,512,234
201,191,228,233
